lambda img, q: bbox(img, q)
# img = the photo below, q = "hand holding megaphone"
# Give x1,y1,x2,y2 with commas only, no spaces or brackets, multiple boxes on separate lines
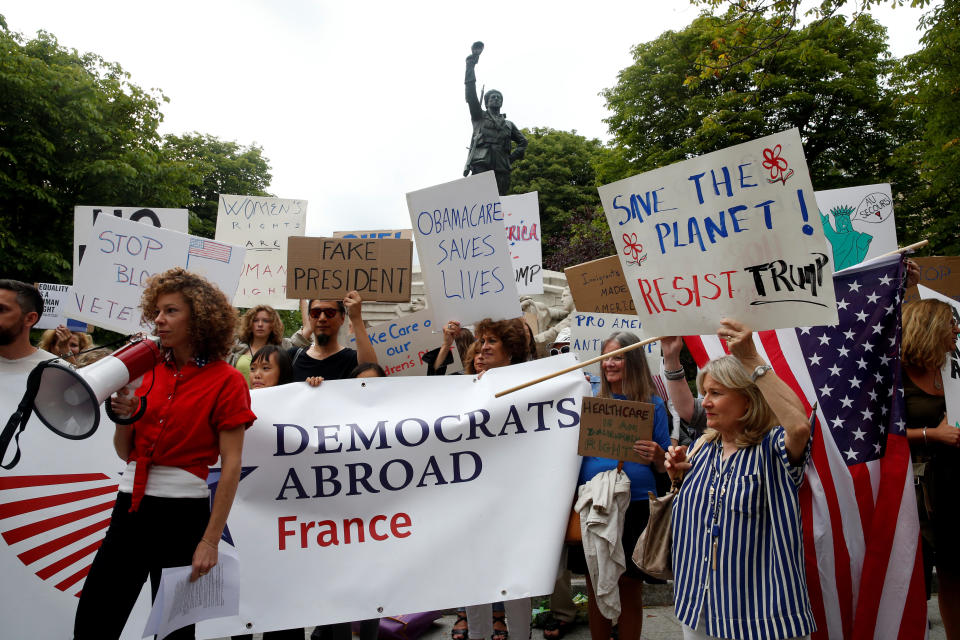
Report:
110,386,140,421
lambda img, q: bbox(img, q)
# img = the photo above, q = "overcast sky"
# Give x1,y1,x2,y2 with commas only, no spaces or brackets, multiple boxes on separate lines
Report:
4,1,937,237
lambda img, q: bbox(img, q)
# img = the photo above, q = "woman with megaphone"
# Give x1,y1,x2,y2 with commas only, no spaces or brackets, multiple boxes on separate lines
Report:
73,268,256,640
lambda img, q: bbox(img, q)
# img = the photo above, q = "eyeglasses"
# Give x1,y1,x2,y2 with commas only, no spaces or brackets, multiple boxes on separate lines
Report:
549,345,570,356
309,307,339,319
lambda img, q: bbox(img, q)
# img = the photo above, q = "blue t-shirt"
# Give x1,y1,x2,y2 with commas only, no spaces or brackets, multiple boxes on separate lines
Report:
577,394,671,502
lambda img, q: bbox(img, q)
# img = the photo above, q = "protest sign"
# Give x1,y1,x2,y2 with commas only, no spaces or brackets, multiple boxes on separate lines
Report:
568,312,660,378
215,194,307,310
73,206,188,276
501,192,543,295
346,309,463,376
905,256,960,305
578,397,654,463
564,256,636,315
68,216,246,334
197,356,588,636
333,229,413,240
0,355,149,640
917,285,960,428
406,173,520,325
598,128,838,336
34,283,87,331
815,183,898,270
286,237,412,302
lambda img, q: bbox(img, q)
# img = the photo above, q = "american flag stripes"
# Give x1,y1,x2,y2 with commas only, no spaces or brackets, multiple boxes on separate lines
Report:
683,254,927,639
187,238,233,264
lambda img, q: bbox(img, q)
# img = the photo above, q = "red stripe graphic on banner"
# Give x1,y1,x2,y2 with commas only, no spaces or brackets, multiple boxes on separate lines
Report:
2,500,115,545
35,540,102,580
0,473,110,490
0,485,118,520
17,518,111,565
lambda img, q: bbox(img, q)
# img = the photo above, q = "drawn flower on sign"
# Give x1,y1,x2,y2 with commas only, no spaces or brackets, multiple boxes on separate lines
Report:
762,145,795,185
622,233,645,266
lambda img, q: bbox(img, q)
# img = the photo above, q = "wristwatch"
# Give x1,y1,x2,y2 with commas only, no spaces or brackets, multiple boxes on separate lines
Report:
751,364,773,382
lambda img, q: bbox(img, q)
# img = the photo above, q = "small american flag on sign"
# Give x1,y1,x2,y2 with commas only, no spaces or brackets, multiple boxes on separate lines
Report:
187,238,232,263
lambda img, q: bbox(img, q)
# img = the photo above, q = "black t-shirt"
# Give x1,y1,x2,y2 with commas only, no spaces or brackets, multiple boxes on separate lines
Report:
288,347,358,382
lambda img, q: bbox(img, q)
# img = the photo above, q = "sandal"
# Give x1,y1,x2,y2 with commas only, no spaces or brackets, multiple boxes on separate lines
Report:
452,611,469,640
542,618,572,640
492,612,508,640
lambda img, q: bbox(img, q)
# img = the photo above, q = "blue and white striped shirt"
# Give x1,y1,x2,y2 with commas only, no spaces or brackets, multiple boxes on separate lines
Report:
672,426,815,640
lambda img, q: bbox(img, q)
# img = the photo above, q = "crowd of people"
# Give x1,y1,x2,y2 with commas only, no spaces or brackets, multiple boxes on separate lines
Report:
0,254,956,640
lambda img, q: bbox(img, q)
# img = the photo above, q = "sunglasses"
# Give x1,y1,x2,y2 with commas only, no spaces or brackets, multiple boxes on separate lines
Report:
549,345,570,356
309,307,340,319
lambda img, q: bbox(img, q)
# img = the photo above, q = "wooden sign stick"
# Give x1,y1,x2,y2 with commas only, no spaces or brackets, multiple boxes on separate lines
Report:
875,239,928,259
494,335,665,398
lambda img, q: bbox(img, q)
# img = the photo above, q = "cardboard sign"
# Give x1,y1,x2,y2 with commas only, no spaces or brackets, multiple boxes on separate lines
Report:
68,216,246,334
917,285,960,428
905,256,960,305
815,183,898,270
332,229,413,240
286,237,412,302
215,194,307,310
565,255,636,315
598,128,838,335
568,312,660,377
73,206,188,276
346,308,464,376
501,192,543,295
406,172,521,325
578,397,654,462
34,283,87,331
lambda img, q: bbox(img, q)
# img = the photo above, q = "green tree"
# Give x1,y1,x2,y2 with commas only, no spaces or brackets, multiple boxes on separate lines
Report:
0,21,195,283
508,127,627,269
163,133,273,238
602,13,910,191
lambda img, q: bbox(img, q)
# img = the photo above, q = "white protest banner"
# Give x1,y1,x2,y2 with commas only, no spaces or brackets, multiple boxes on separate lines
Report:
917,285,960,428
815,183,898,270
198,356,588,637
35,283,87,331
598,128,838,336
0,358,149,639
568,312,660,378
69,216,246,334
73,206,188,276
346,309,463,377
406,173,520,325
215,194,307,310
501,192,543,295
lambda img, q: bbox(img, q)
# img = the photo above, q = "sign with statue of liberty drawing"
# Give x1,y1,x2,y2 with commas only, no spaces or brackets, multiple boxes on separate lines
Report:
815,183,898,270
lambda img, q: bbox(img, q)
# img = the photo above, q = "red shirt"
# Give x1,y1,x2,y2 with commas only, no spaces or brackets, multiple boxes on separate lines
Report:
129,357,255,510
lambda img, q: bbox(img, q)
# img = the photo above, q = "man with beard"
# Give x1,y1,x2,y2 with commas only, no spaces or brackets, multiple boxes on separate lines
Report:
0,280,50,366
288,291,377,384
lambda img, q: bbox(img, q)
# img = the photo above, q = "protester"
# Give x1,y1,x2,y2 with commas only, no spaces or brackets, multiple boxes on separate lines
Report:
228,304,309,384
424,320,475,375
660,336,706,447
271,295,378,640
37,324,91,367
902,298,960,636
248,344,294,389
0,279,51,398
570,331,670,640
466,317,532,640
349,362,387,378
665,318,815,640
73,268,255,640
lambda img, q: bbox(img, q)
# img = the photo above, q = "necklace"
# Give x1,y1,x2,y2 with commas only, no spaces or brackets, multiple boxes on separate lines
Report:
709,441,736,571
934,370,943,390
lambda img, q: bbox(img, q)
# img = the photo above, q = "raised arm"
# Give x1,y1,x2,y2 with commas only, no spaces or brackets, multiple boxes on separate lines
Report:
465,47,483,121
661,336,695,423
344,291,378,366
721,318,809,465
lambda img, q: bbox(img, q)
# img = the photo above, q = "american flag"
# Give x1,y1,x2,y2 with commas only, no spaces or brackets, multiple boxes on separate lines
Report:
187,238,233,263
684,254,927,640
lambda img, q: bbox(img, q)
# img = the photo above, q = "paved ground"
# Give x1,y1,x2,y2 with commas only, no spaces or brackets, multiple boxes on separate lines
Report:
213,592,945,639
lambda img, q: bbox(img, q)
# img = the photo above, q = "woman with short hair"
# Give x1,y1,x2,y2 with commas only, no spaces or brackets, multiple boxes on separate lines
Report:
38,325,91,366
74,268,256,640
665,319,815,640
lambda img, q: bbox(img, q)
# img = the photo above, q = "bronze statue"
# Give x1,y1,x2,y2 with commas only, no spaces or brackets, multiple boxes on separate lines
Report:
463,42,527,196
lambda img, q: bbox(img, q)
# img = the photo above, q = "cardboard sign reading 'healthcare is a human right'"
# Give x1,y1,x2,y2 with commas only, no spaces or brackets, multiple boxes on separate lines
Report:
578,397,654,463
286,237,412,302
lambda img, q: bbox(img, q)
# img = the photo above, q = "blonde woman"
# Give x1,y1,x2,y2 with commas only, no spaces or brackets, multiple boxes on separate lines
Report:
227,304,310,383
38,325,91,366
665,319,815,640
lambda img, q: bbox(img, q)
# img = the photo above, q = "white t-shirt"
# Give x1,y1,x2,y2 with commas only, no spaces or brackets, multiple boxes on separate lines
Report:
0,349,56,467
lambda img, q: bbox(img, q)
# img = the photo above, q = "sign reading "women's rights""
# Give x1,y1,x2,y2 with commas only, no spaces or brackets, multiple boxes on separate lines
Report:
598,128,838,336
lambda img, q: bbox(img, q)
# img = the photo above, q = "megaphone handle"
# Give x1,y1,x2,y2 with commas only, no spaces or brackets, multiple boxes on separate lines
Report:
104,395,147,426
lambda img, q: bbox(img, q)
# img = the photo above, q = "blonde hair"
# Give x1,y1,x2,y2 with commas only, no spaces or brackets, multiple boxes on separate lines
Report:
902,299,955,370
237,305,284,345
38,330,92,354
697,355,776,448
